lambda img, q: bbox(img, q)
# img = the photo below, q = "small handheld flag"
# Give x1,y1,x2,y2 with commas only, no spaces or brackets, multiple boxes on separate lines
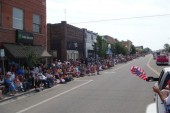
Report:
130,66,148,81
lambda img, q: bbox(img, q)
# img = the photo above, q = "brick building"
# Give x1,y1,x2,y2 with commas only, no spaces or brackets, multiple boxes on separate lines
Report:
103,35,115,44
47,21,85,61
0,0,50,70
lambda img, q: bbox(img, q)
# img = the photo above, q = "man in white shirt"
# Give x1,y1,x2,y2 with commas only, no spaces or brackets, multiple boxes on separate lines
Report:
45,71,54,86
38,73,51,88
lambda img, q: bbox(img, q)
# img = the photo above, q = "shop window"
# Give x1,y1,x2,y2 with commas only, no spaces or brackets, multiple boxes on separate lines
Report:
13,7,23,30
33,14,41,33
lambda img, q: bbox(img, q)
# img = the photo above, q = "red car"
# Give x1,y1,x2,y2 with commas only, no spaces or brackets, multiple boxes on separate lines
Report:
156,54,169,65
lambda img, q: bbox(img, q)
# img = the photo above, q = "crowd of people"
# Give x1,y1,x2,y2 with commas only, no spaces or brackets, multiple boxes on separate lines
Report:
0,54,142,100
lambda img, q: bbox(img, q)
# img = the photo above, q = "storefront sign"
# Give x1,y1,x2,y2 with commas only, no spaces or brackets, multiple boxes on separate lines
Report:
16,30,34,44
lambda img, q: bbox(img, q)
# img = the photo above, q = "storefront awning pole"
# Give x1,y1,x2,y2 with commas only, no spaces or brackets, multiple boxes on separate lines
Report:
0,49,5,77
2,57,5,78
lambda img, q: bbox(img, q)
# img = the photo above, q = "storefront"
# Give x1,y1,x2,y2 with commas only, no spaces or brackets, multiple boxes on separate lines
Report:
2,30,51,70
88,50,94,58
67,41,84,61
67,50,79,61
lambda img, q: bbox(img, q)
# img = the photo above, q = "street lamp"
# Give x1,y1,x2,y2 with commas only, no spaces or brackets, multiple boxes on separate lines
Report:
168,38,170,53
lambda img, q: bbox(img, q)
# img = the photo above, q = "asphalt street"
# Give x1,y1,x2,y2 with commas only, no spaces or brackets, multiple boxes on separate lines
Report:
0,54,160,113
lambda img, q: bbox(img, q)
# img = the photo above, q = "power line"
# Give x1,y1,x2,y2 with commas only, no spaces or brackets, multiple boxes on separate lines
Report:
71,14,170,24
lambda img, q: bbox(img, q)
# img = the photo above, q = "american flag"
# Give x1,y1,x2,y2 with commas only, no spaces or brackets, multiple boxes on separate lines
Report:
130,66,148,81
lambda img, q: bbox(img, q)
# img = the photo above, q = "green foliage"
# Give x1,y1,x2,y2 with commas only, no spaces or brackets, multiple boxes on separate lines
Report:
96,35,108,57
22,46,40,67
130,45,136,54
164,43,170,52
143,47,151,53
112,42,127,55
111,43,116,55
27,51,40,67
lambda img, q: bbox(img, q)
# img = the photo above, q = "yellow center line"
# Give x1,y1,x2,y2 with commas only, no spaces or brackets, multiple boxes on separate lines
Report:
147,56,159,76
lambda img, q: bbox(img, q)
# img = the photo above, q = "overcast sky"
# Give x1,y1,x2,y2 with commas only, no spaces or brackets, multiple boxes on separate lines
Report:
46,0,170,51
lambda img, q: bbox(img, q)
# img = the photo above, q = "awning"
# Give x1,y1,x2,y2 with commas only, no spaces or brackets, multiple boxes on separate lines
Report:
3,43,52,58
41,50,52,57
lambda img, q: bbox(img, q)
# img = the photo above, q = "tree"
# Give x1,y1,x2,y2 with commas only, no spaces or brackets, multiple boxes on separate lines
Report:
113,42,128,55
143,47,151,54
22,46,40,67
111,43,116,56
130,45,136,55
164,43,170,52
121,46,128,55
27,50,40,67
96,35,108,57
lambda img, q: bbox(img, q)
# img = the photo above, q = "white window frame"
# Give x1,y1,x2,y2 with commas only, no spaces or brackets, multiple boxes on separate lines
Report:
33,14,41,33
13,7,23,30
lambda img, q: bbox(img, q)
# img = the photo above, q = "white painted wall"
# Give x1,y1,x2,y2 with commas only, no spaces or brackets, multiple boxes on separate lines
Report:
84,30,98,58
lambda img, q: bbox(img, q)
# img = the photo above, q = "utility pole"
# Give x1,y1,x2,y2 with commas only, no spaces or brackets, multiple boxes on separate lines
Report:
168,38,170,53
64,9,66,21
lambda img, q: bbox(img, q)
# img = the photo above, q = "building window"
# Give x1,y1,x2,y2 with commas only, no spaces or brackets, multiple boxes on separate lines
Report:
13,8,23,30
0,2,2,26
33,14,41,33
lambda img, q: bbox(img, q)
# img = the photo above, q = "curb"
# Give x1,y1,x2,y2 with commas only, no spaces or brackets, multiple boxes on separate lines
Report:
0,89,35,103
0,67,115,103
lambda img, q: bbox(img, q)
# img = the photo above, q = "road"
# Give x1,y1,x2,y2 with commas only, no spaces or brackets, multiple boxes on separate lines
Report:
0,54,160,113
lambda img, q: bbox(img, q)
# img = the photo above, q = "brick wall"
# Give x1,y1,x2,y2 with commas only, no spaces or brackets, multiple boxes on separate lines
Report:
0,0,46,47
47,21,85,61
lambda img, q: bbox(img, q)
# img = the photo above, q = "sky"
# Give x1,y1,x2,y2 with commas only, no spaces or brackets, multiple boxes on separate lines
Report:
46,0,170,51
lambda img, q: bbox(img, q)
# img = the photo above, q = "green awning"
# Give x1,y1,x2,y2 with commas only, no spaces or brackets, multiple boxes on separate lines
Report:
3,43,52,58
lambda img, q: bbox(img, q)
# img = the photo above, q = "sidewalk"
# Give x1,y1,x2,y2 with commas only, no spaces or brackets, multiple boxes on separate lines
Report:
0,88,35,103
0,67,115,103
0,81,66,103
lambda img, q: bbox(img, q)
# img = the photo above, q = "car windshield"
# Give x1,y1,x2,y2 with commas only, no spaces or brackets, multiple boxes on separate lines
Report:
158,56,166,58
